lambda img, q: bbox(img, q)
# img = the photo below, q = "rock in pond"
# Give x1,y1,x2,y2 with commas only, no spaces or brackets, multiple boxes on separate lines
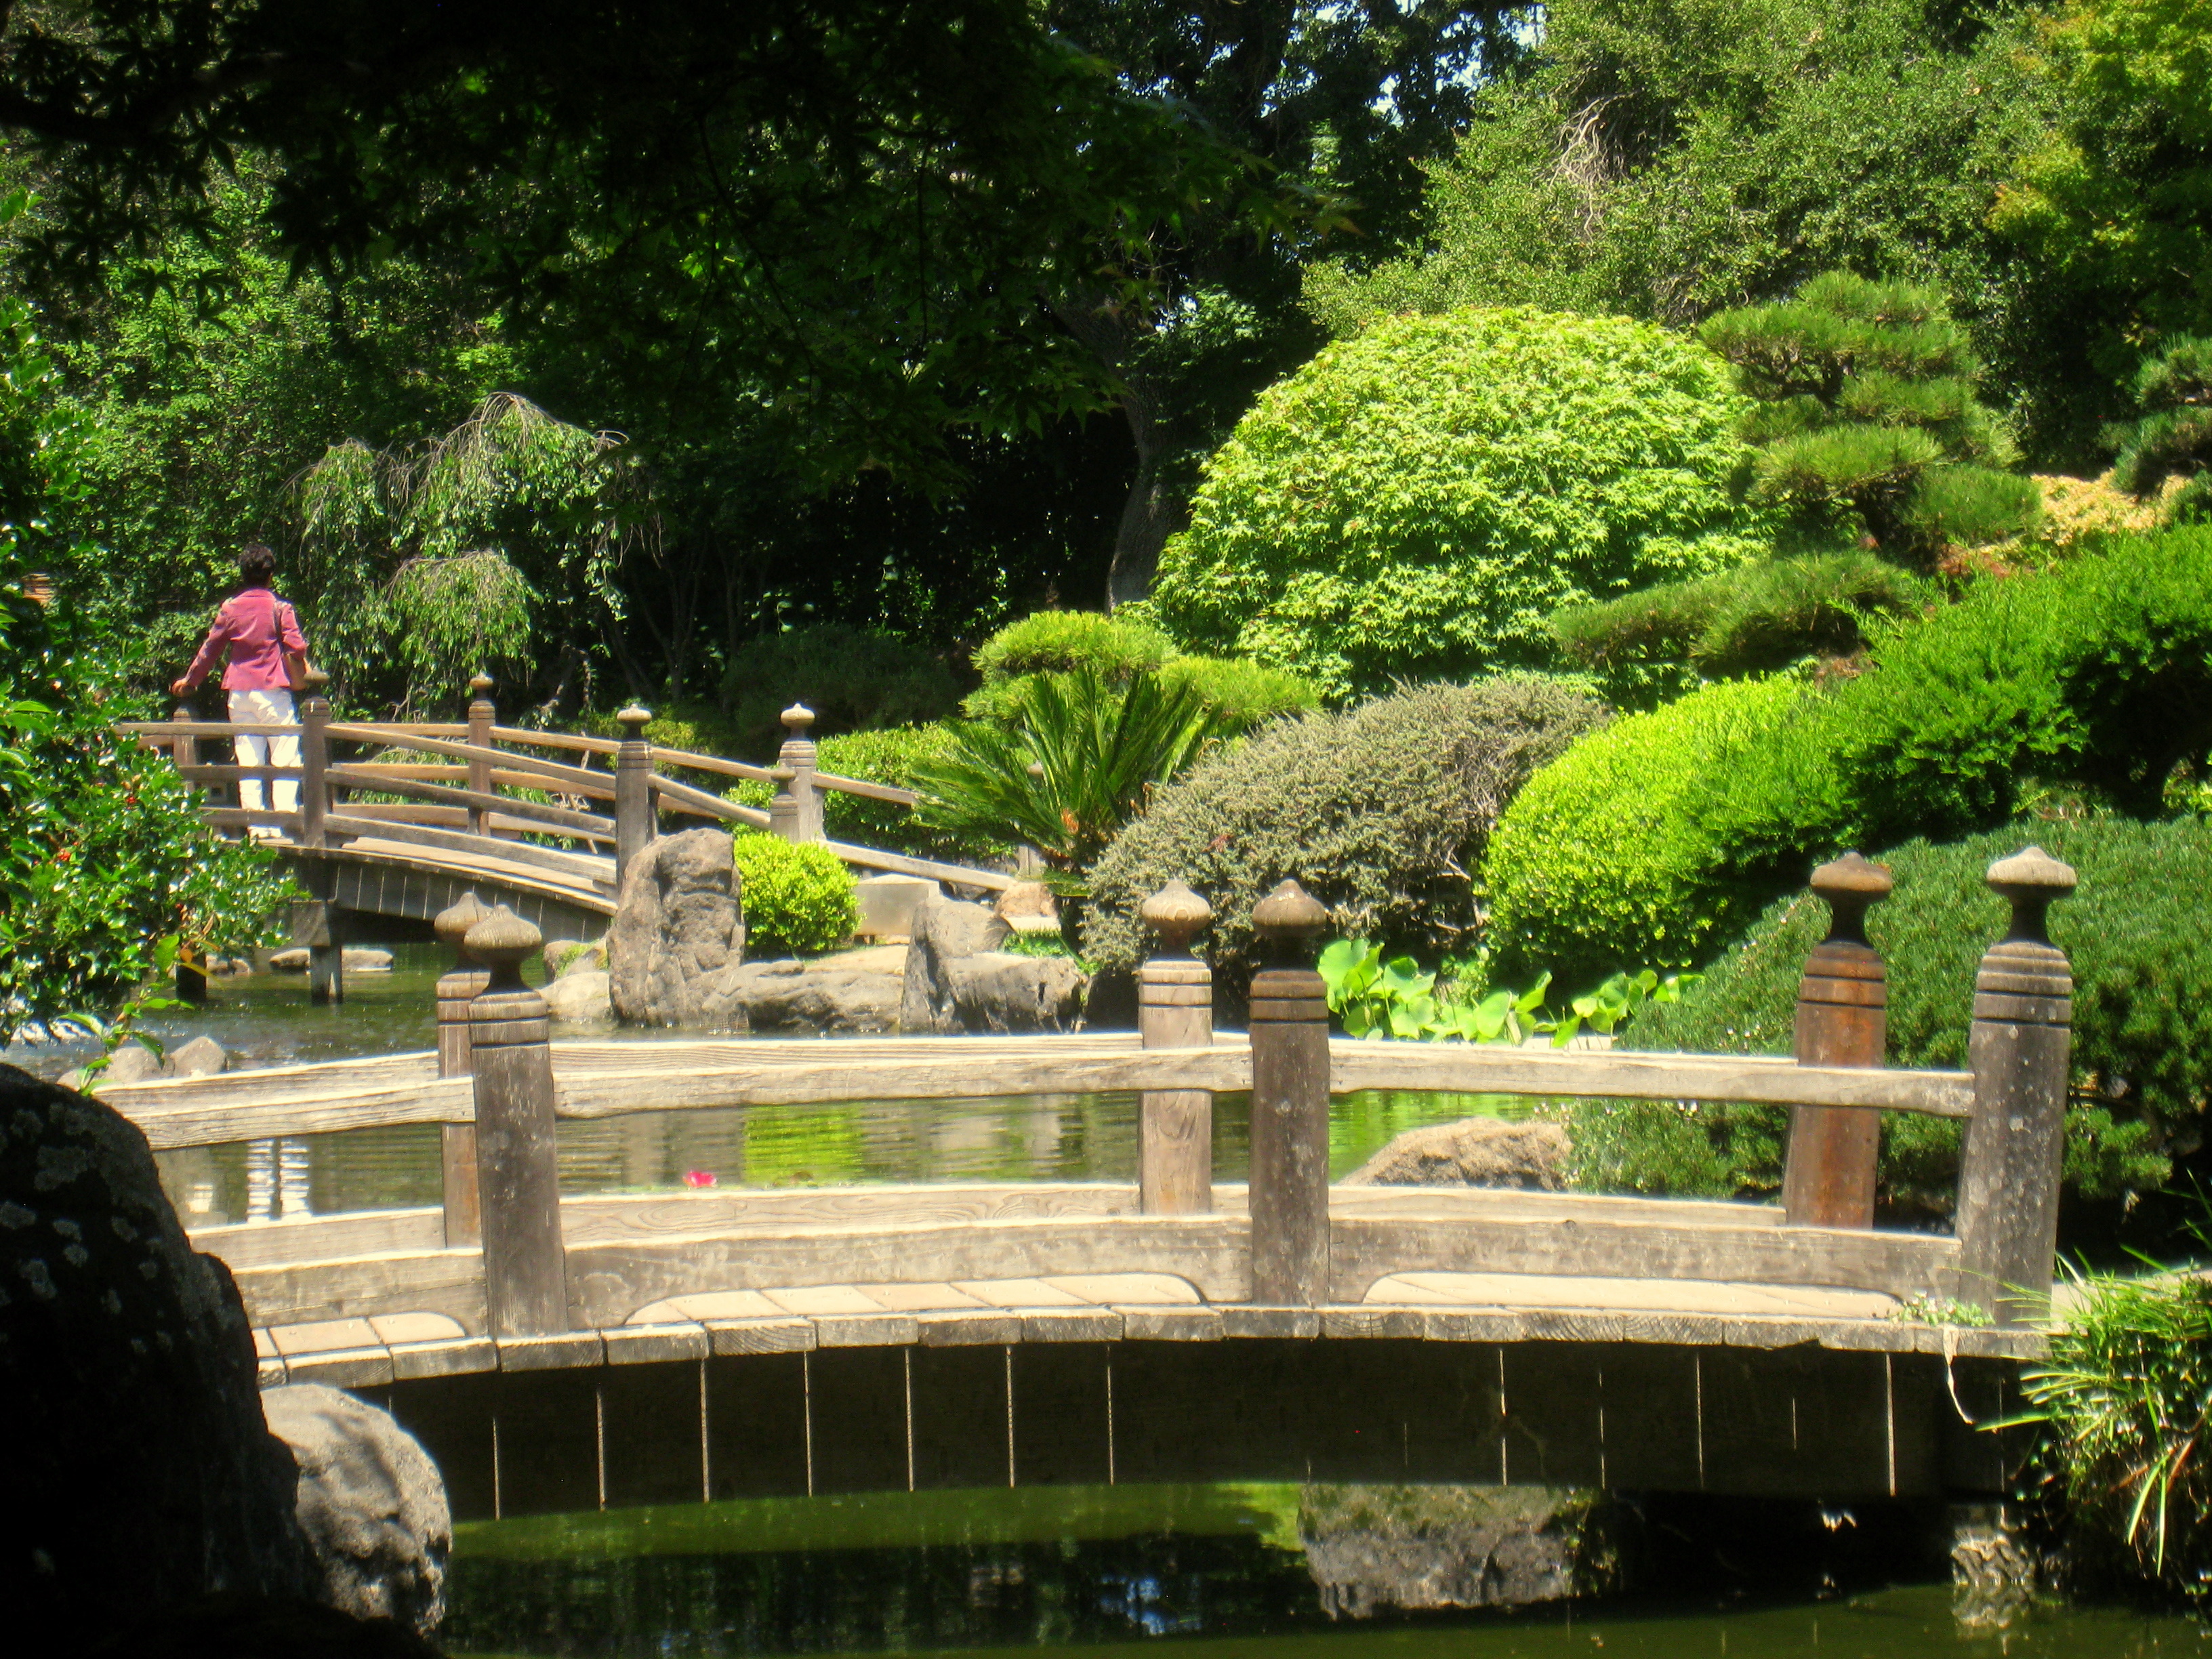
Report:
541,936,607,978
0,1063,310,1643
726,945,907,1033
1340,1116,1568,1191
168,1033,228,1078
262,1385,451,1637
1300,1484,1612,1617
266,947,394,974
904,894,1090,1033
609,827,748,1029
539,968,614,1025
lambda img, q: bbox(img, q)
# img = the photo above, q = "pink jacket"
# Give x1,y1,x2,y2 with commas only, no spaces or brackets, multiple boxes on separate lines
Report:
182,589,308,693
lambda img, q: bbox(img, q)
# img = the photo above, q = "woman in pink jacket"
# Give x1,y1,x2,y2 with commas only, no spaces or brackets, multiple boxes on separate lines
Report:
172,543,311,830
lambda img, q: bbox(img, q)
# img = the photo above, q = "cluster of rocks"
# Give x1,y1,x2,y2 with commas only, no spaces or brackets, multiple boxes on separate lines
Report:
1299,1484,1614,1617
586,827,1089,1035
1340,1115,1569,1191
268,946,395,974
58,1031,230,1095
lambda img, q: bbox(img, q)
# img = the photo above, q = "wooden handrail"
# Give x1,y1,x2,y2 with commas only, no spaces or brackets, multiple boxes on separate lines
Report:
491,725,621,756
323,766,616,836
648,772,771,828
323,726,611,793
98,1033,1974,1151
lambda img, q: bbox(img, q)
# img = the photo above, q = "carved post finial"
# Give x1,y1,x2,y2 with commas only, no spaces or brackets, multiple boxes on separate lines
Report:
434,890,492,958
1251,879,1327,964
781,703,815,735
617,705,651,738
302,665,329,697
1809,851,1893,946
1141,880,1214,958
1986,845,2076,944
468,672,495,700
464,905,544,996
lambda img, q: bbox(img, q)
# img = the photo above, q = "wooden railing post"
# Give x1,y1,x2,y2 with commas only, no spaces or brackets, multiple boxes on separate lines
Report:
767,763,800,842
169,696,199,783
1782,852,1893,1228
434,891,491,1248
1246,879,1331,1305
172,689,210,1004
777,703,823,842
614,705,654,890
466,904,569,1336
297,669,342,1006
1956,846,2076,1327
1139,880,1214,1215
466,674,497,837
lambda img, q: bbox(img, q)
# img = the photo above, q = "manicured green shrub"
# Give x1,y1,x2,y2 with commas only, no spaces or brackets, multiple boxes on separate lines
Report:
1149,307,1776,702
1588,818,2209,1208
733,833,860,958
1086,676,1605,996
964,609,1318,731
1553,552,1933,705
1482,676,1804,987
718,624,962,756
1496,528,2212,980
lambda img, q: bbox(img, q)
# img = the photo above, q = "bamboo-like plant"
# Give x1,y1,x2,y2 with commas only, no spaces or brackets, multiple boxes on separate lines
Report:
913,668,1229,873
2018,1253,2212,1602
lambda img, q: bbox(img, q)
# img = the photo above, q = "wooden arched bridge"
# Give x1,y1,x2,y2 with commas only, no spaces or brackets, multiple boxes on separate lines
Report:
120,673,1011,996
88,851,2082,1519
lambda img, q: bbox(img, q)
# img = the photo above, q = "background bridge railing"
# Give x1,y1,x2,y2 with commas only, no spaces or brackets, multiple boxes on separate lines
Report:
98,849,2078,1338
118,670,1013,994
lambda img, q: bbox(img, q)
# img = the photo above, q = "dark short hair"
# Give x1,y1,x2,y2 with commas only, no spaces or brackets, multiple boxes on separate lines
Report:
239,543,276,586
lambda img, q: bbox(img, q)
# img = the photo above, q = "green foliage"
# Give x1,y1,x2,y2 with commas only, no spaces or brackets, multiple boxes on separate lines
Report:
2022,1258,2212,1603
1699,272,2040,562
1319,941,1698,1047
2109,335,2212,512
914,670,1228,872
719,626,963,758
292,393,647,715
1149,308,1775,702
0,198,293,1040
1553,551,1933,703
1484,677,1804,987
1306,0,2078,456
1499,528,2212,983
731,834,859,959
964,610,1319,731
1086,676,1606,996
1608,818,2212,1208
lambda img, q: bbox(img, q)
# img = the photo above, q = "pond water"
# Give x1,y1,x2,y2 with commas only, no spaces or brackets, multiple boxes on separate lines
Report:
440,1482,2202,1658
4,939,1513,1223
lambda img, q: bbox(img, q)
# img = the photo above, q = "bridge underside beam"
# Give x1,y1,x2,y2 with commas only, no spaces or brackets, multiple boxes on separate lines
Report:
325,1336,2024,1520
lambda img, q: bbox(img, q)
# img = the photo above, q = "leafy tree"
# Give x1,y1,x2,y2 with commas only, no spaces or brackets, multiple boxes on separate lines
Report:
1698,271,2041,562
0,192,289,1040
1151,306,1774,701
288,393,649,715
962,609,1317,727
1306,0,2082,457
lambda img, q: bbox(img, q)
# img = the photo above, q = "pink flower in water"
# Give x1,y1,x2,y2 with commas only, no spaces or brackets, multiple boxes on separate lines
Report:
682,1169,717,1189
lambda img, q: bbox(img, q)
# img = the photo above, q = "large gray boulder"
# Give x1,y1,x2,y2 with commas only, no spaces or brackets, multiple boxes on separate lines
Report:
1340,1115,1568,1191
899,895,1010,1033
262,1385,451,1637
608,828,749,1028
0,1064,309,1645
945,952,1088,1033
729,950,905,1033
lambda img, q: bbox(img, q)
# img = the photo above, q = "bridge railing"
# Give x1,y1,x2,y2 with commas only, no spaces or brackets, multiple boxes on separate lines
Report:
102,846,2076,1336
118,671,1012,908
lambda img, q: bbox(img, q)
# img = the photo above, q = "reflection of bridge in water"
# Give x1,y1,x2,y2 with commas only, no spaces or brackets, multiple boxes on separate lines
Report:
120,672,1010,995
94,831,2078,1520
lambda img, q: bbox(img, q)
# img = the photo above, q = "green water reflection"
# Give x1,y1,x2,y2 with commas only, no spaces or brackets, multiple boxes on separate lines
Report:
442,1483,2203,1658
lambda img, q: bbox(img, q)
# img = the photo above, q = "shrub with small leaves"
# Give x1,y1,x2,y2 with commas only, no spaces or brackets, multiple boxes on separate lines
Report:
1590,818,2210,1210
733,833,859,959
1086,676,1605,1000
964,609,1318,731
1150,307,1776,701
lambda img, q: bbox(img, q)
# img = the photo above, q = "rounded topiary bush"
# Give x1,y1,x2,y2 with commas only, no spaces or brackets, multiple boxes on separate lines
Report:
1085,675,1605,1000
962,609,1318,729
1481,675,1804,987
1579,818,2207,1210
733,833,860,958
1150,307,1776,701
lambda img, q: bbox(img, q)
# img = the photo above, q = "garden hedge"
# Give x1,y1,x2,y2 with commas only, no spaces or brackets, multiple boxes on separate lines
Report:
1488,526,2212,981
1582,817,2207,1210
733,833,860,958
1149,306,1776,701
1085,675,1605,998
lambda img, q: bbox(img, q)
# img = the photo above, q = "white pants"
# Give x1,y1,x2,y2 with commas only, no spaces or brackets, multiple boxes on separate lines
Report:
229,687,301,813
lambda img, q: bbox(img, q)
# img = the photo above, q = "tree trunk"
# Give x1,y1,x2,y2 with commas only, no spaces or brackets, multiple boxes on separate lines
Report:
1052,289,1182,609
